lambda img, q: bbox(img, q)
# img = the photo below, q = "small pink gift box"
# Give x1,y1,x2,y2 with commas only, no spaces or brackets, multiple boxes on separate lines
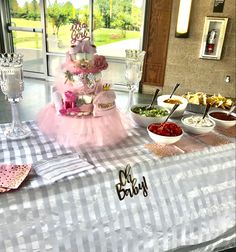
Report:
64,91,76,109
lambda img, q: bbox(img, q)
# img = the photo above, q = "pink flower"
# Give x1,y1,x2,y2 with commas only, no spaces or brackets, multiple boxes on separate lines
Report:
93,55,108,72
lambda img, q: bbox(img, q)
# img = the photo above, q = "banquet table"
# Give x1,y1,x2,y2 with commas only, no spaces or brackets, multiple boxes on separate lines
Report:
0,120,235,252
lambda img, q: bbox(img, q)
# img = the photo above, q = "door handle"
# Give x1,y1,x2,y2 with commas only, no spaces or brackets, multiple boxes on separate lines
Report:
8,26,43,33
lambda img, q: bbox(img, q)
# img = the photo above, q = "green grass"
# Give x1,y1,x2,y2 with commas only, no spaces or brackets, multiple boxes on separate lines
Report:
12,18,140,50
93,28,140,46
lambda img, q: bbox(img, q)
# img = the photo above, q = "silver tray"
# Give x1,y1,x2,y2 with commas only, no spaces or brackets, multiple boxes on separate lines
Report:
186,104,224,114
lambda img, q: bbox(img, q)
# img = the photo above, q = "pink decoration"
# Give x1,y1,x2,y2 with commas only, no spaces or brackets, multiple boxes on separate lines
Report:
59,108,67,116
79,104,93,113
37,104,128,148
59,90,80,115
0,164,31,193
64,90,76,102
70,22,90,44
36,28,128,148
62,54,108,75
93,91,116,117
61,55,77,75
64,90,76,109
73,40,97,54
93,55,108,72
67,107,79,113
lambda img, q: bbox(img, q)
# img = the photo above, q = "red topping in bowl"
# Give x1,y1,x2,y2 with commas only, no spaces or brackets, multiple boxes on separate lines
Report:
148,122,182,137
210,112,236,121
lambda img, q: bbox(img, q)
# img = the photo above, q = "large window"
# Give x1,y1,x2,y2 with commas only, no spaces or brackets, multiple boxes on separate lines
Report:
5,0,146,85
8,0,44,74
45,0,145,57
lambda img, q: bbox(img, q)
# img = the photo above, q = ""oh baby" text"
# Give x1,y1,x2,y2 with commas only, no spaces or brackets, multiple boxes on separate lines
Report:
115,164,148,201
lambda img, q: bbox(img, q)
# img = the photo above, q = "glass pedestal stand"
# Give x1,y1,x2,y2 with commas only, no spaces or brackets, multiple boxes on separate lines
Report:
0,53,31,140
124,49,146,113
125,85,137,113
4,98,31,140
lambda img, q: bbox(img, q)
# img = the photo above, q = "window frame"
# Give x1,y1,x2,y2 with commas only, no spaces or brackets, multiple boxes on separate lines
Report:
0,0,147,89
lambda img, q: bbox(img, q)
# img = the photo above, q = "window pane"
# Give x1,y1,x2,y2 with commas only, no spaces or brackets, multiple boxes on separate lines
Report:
9,0,43,73
48,54,65,76
94,0,144,57
45,0,90,53
102,61,126,84
13,31,43,73
10,0,41,28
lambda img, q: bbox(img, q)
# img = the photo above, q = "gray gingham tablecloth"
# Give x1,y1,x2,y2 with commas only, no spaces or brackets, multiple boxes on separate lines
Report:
0,121,236,252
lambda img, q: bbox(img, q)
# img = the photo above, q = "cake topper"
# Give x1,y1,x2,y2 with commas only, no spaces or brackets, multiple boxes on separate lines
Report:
70,22,90,45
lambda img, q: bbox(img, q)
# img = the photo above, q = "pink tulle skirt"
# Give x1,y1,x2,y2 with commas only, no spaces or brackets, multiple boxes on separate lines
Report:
37,104,128,148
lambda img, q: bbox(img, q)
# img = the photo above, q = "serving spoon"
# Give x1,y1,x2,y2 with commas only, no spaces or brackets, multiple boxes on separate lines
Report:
202,103,211,120
194,103,211,126
169,83,180,98
227,104,236,116
157,103,180,131
162,103,180,124
145,88,160,110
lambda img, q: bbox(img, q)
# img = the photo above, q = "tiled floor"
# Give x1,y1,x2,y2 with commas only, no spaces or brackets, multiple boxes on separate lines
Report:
0,78,151,124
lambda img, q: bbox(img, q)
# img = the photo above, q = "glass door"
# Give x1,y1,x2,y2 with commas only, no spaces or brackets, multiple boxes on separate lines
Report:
7,0,46,77
0,0,146,85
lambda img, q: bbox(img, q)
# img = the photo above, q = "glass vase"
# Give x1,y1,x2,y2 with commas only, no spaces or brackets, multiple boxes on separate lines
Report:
0,53,31,140
125,49,146,112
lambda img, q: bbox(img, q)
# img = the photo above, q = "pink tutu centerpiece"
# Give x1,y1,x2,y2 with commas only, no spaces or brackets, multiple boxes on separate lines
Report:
37,22,127,148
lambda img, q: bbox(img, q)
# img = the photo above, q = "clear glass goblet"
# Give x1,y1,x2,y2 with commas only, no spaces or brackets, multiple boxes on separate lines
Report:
125,49,146,112
0,53,31,140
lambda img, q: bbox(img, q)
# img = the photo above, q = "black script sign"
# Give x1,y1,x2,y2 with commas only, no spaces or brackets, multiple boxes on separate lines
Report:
115,164,148,201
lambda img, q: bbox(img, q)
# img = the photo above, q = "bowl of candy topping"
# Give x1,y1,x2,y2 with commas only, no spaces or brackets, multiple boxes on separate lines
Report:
147,122,183,144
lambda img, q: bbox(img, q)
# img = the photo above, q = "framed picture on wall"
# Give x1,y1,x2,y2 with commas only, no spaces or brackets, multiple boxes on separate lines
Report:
199,16,228,60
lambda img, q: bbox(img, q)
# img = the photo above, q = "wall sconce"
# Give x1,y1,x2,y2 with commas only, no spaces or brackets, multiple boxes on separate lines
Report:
175,0,192,38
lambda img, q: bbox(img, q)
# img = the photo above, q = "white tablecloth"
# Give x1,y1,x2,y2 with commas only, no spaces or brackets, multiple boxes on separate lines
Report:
0,121,235,252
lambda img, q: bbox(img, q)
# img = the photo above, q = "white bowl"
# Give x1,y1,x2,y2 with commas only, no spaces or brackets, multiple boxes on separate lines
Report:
157,95,188,118
208,110,236,128
181,114,215,134
130,104,170,127
147,122,183,144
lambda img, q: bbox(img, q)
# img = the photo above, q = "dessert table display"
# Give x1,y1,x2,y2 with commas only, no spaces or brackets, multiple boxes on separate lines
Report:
1,22,235,252
0,118,235,251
